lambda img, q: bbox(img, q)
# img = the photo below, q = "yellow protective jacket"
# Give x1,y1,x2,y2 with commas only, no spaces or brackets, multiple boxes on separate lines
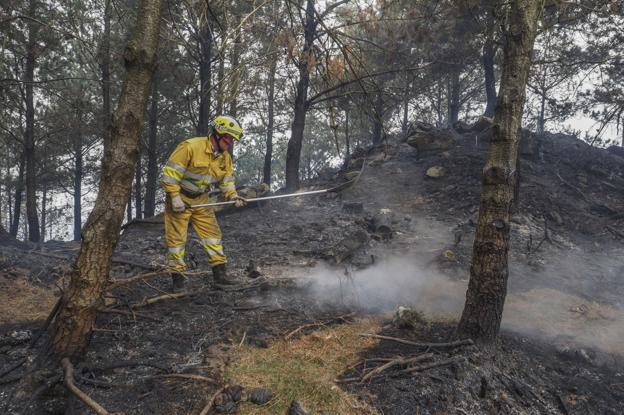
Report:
161,136,237,200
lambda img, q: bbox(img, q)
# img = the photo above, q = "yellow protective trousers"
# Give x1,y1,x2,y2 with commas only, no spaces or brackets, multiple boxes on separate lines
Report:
163,193,226,270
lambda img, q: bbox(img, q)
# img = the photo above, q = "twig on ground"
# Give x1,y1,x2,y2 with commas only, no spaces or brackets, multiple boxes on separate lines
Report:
398,356,465,375
132,291,189,308
358,333,473,349
285,312,356,340
361,353,434,382
149,373,217,384
0,374,21,385
98,308,162,322
0,358,27,378
61,358,111,415
199,385,227,415
606,225,624,239
107,269,170,290
82,360,169,373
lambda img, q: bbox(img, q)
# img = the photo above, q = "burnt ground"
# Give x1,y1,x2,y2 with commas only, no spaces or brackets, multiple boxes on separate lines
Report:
1,123,623,414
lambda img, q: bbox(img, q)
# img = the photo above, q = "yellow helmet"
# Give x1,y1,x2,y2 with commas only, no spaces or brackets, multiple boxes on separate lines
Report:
210,115,244,142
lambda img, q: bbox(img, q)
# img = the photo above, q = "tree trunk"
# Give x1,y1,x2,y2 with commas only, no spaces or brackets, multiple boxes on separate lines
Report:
538,90,546,134
135,149,142,219
457,0,542,343
40,182,47,243
216,48,225,115
285,0,316,191
6,164,12,231
127,192,132,223
73,126,83,242
263,54,277,186
25,0,40,243
402,76,410,138
342,108,350,168
196,6,212,135
448,69,460,126
372,89,384,145
49,0,162,360
101,0,112,151
144,76,159,217
10,151,25,237
483,8,497,118
229,25,242,118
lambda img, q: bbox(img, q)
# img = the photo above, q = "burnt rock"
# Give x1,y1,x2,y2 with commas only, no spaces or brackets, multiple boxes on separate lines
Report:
249,387,273,404
287,400,309,415
406,129,458,153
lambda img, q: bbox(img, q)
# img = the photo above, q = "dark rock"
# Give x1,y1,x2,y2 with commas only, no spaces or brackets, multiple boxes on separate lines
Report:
287,400,309,415
406,129,458,153
215,401,239,414
225,384,244,402
249,387,274,404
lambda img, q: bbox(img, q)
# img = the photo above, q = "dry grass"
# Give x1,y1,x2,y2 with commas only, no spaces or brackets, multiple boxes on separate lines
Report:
225,318,382,415
0,273,58,324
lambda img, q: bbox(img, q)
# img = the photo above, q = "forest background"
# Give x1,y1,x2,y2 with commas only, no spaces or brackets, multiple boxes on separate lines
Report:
1,0,622,242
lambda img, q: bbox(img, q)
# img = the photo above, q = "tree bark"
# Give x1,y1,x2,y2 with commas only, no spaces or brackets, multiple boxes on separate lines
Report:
50,0,163,360
40,182,47,243
144,76,159,217
285,0,316,191
342,108,350,168
263,54,277,186
135,148,142,219
372,89,384,145
73,112,83,241
229,24,242,118
457,0,542,342
196,5,212,135
127,192,132,223
10,151,25,237
101,0,112,152
483,7,497,118
448,69,460,126
25,0,40,242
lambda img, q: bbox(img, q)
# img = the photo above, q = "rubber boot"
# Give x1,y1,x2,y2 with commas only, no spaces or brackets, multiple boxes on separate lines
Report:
171,273,186,293
212,264,237,286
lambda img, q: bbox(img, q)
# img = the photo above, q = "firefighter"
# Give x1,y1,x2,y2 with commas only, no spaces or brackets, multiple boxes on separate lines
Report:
161,115,246,291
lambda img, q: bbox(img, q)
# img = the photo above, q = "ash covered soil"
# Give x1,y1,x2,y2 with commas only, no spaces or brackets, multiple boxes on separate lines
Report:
1,122,624,414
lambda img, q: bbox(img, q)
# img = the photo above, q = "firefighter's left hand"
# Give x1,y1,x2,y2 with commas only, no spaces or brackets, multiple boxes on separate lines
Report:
232,195,247,208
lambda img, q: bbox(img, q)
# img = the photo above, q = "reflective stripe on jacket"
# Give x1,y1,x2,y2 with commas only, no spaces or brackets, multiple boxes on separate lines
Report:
161,136,237,200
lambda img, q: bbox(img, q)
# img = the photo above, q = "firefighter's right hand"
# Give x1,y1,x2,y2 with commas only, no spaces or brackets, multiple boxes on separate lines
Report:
171,195,186,212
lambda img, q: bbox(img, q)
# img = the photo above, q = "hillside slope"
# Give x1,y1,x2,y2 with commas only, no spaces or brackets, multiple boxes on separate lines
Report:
1,124,623,414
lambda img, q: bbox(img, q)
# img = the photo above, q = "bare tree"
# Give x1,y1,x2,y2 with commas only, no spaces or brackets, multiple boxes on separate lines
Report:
456,0,543,342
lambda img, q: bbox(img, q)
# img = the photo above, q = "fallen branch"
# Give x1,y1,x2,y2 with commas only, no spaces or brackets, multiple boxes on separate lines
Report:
199,385,227,415
97,307,163,322
361,353,434,382
108,269,210,290
606,225,624,239
358,333,473,349
132,291,189,309
398,356,465,375
61,358,111,415
0,358,27,378
150,373,217,384
107,269,170,290
285,313,356,340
